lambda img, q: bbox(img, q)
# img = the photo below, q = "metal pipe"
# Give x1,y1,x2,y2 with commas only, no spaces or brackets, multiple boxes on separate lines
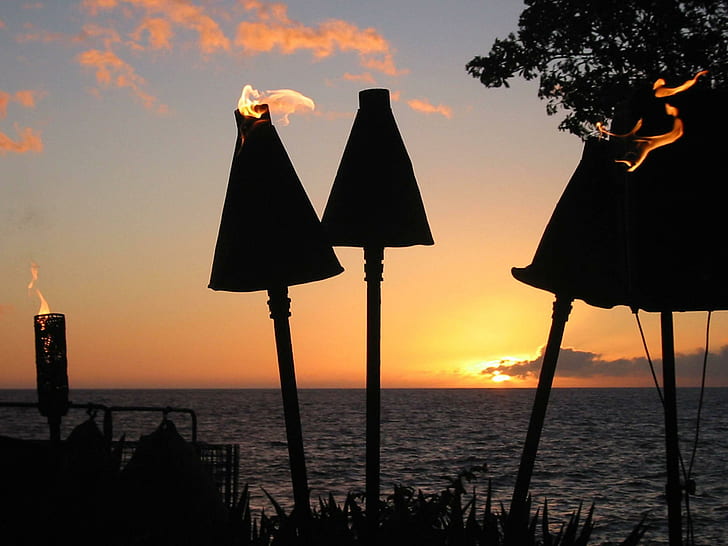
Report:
660,311,683,546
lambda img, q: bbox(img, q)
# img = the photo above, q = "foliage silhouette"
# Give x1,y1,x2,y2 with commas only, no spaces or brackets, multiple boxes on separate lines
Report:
228,465,648,546
466,0,728,136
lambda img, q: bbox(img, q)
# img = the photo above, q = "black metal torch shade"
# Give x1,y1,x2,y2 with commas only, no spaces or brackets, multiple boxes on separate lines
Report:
209,106,343,292
34,312,69,418
513,86,728,313
321,88,433,248
511,139,628,309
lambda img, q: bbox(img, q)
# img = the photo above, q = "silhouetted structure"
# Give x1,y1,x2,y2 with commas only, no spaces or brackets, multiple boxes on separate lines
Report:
322,88,433,539
34,312,69,443
0,405,231,546
209,104,343,530
509,84,728,546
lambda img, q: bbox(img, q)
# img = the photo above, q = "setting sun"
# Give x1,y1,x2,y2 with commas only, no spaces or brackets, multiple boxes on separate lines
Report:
459,357,535,386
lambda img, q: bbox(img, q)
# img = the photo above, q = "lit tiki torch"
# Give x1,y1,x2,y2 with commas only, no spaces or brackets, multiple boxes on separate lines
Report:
28,262,69,443
509,71,725,546
322,89,433,535
209,85,343,525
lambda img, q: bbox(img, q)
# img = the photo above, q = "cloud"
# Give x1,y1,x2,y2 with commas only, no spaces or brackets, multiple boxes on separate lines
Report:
342,72,375,84
82,0,230,53
0,19,6,29
482,345,728,384
16,23,89,45
131,17,173,50
0,124,43,155
236,0,405,76
12,90,41,108
0,89,44,154
77,49,167,113
0,89,42,118
17,1,405,115
407,98,453,119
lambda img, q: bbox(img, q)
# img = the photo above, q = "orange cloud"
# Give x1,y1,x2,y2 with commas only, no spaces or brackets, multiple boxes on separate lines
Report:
237,0,404,76
83,0,230,53
0,19,6,29
342,72,375,84
0,125,43,155
13,90,41,108
407,98,453,119
0,89,42,118
16,23,121,48
81,0,118,15
132,17,173,50
77,49,167,113
0,89,43,160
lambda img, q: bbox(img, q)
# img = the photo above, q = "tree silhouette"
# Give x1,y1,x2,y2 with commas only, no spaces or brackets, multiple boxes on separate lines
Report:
466,0,728,137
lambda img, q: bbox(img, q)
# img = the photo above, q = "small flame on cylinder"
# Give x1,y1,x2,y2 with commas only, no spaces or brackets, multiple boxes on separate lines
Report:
28,261,51,315
597,71,707,171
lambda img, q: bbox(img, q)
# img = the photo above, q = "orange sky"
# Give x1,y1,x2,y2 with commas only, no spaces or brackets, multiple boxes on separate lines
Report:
2,0,728,389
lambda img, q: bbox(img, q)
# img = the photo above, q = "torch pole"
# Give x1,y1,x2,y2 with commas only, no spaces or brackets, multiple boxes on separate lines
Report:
660,311,683,546
267,286,311,525
364,246,384,538
508,295,572,540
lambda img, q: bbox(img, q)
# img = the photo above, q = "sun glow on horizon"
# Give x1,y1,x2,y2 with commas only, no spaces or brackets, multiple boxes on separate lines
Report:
461,356,534,386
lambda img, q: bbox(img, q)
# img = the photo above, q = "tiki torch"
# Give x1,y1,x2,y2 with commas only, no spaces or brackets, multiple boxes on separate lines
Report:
29,264,69,443
509,73,727,546
321,89,433,534
506,138,626,537
209,87,343,524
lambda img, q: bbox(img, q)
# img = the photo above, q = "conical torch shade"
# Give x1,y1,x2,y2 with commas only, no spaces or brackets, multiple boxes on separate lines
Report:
511,139,629,309
209,108,343,292
322,88,433,248
513,87,728,313
617,87,728,312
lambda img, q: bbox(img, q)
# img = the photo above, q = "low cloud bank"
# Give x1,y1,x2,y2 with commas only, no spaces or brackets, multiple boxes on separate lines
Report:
485,346,728,385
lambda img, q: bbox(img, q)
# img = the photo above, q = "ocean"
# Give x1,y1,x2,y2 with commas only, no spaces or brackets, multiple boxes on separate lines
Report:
1,387,726,545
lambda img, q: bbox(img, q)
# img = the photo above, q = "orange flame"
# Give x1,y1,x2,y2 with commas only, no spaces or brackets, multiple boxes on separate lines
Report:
597,71,707,171
653,70,709,98
237,84,314,125
28,261,50,315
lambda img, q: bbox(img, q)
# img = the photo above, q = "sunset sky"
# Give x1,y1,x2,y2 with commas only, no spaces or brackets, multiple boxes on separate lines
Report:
2,0,727,389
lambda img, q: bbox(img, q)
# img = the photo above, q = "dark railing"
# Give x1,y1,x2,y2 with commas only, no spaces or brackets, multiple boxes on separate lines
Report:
0,401,239,507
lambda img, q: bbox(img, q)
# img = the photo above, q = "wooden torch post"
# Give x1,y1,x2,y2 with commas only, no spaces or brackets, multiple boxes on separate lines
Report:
268,285,312,522
508,295,572,540
364,246,384,533
660,311,683,546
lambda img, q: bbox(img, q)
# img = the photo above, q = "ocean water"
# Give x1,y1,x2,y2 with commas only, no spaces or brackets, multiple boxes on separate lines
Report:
1,387,726,545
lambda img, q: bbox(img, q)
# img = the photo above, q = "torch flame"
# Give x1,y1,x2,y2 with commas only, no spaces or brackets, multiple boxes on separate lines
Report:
237,84,315,125
28,261,50,315
597,71,707,171
653,70,709,98
237,84,266,118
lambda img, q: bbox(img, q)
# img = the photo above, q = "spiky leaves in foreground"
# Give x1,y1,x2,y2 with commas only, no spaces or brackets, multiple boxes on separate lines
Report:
228,466,647,545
